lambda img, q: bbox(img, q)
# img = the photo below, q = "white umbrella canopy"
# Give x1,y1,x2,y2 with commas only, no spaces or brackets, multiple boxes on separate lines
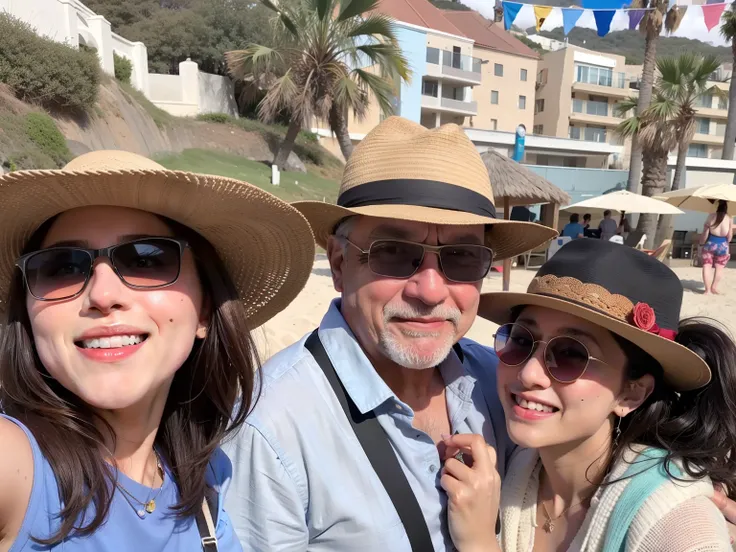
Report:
561,190,684,215
653,183,736,214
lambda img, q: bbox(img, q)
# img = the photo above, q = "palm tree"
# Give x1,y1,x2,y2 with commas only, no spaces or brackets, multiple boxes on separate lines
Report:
624,0,679,196
225,0,410,169
720,2,736,160
616,54,723,248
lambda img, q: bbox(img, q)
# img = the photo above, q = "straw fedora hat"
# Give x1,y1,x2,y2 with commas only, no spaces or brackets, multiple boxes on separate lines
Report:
293,117,556,261
0,150,315,329
478,239,711,392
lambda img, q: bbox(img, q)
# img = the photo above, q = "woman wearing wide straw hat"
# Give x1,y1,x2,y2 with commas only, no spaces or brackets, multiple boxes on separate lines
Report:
439,239,736,552
0,151,314,551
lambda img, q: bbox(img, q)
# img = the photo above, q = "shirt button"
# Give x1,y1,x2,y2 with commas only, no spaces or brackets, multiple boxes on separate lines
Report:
429,464,437,473
395,404,403,411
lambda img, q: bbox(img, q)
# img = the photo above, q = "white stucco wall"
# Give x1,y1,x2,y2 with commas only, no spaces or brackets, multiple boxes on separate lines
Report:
198,72,238,116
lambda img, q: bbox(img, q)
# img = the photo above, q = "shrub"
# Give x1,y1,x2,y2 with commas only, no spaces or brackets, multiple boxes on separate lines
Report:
196,113,231,123
0,13,101,112
24,112,72,167
114,52,133,85
298,130,319,144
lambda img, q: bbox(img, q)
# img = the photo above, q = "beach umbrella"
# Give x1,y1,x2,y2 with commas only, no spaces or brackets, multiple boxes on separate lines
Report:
653,183,736,214
562,190,683,215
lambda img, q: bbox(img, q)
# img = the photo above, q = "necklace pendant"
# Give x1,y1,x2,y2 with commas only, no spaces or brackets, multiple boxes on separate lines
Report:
136,508,146,518
145,499,156,514
543,519,555,533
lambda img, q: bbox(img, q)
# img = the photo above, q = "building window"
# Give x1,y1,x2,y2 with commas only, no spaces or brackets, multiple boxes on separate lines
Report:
698,94,713,108
687,143,708,157
569,126,581,140
491,119,498,130
494,63,503,77
423,80,438,97
519,95,527,109
697,117,711,134
491,90,499,104
452,46,462,69
520,68,528,81
586,96,608,117
575,63,614,87
533,124,543,134
584,126,607,143
535,99,545,113
572,98,584,113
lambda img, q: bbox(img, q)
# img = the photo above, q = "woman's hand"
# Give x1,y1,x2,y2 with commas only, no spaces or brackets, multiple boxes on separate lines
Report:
440,433,502,552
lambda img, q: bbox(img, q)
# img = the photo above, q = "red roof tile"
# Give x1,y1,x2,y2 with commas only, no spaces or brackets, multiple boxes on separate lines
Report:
442,10,539,59
375,0,466,37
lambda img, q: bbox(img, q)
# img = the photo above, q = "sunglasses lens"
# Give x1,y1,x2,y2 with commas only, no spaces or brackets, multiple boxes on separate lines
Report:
439,245,493,282
368,240,426,278
112,239,182,288
545,336,591,382
25,249,92,300
495,323,535,366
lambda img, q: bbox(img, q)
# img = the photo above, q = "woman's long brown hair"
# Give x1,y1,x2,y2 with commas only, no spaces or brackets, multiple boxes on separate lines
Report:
711,200,728,228
0,216,260,544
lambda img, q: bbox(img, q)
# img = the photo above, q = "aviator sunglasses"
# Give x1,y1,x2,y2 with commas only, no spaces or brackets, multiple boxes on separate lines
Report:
16,237,189,302
342,238,494,283
493,323,609,383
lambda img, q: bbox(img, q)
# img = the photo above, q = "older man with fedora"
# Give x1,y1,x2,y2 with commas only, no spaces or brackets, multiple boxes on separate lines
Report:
223,117,556,551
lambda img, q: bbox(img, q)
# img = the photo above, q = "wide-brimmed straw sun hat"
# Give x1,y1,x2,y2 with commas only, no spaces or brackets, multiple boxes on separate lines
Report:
0,150,315,329
478,239,711,391
293,117,557,261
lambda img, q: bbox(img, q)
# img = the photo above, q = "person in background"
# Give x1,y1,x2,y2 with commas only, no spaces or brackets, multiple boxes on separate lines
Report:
583,213,592,230
561,213,584,239
700,199,733,295
598,210,618,242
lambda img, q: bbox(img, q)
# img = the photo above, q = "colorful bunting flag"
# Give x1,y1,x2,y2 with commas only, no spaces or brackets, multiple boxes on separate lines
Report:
702,2,726,31
593,9,616,36
503,1,523,30
534,5,554,31
628,8,646,29
562,8,584,35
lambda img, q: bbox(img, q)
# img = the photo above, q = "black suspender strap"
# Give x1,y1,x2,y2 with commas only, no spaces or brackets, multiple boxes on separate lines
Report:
305,330,435,552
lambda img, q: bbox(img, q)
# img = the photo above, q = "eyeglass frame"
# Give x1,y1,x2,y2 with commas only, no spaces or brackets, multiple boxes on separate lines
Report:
340,237,495,283
15,237,190,302
493,322,610,383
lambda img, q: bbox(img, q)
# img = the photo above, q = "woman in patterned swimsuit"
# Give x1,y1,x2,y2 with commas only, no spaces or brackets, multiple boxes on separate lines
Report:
700,200,733,295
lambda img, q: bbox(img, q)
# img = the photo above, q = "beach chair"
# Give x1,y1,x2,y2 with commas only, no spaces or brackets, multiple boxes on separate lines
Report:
547,237,572,259
609,235,624,244
644,239,672,262
623,230,645,248
524,243,549,270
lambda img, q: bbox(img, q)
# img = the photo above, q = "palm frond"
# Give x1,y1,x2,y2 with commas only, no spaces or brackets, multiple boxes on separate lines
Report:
720,4,736,41
615,96,639,116
258,70,299,122
354,68,396,115
346,13,398,40
308,0,335,21
338,0,380,22
615,115,643,139
225,45,283,80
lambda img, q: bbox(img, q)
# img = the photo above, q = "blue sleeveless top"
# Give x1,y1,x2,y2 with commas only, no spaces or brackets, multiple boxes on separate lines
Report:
4,415,243,552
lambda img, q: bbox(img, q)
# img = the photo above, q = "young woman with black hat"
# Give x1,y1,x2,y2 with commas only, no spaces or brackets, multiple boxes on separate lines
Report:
441,239,736,551
0,151,314,551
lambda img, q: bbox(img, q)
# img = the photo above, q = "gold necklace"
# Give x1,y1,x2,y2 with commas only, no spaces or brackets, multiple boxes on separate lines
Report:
115,449,164,518
540,493,593,533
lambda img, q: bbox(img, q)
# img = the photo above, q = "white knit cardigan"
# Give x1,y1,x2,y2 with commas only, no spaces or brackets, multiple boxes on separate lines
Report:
499,446,731,552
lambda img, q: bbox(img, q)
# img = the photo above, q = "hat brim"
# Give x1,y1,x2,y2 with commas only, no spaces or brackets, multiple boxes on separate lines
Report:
292,201,557,261
478,292,711,392
0,168,315,329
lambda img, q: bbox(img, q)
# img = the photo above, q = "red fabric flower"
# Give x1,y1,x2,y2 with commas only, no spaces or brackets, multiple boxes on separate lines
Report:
631,303,656,331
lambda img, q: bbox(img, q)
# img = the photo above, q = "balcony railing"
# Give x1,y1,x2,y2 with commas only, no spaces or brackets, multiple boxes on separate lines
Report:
426,47,482,74
574,69,627,89
569,126,608,143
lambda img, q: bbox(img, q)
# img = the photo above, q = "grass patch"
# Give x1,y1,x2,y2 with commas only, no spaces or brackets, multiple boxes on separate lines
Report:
24,112,71,166
153,148,339,203
118,80,173,129
0,110,59,170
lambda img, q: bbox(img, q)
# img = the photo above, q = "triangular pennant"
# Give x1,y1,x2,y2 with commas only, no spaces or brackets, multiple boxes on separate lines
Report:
702,2,726,30
593,9,616,36
503,1,523,30
562,8,584,35
534,5,554,32
628,8,646,29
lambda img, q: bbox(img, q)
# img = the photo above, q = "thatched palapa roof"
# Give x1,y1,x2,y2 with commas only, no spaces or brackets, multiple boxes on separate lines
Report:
480,150,571,207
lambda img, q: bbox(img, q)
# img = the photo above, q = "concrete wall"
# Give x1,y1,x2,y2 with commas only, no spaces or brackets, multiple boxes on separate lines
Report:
199,71,238,117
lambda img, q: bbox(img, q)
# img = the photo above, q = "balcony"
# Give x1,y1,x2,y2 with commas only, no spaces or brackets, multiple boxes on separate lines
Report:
694,99,729,119
569,99,625,127
421,93,478,116
568,126,610,144
425,47,482,86
572,69,630,98
692,132,724,146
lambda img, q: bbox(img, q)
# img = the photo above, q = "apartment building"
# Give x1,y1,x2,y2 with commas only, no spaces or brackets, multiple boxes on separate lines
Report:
311,0,539,159
534,44,733,166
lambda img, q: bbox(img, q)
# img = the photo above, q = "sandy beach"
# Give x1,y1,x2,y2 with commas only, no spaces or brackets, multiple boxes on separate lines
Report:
254,257,736,360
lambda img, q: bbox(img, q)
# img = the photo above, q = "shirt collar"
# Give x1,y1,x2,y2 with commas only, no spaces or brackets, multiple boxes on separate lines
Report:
317,299,476,416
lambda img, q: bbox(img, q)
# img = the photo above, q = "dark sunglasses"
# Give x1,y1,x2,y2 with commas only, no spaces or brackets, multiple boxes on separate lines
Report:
493,323,609,383
343,238,493,283
16,237,189,302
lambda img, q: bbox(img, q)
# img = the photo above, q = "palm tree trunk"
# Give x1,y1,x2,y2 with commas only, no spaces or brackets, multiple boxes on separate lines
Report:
636,149,668,249
329,105,354,161
626,30,659,195
654,138,688,247
274,119,301,171
722,39,736,160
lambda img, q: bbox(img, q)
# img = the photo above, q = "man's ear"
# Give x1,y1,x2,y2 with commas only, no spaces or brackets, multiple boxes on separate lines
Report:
326,235,345,292
616,374,655,417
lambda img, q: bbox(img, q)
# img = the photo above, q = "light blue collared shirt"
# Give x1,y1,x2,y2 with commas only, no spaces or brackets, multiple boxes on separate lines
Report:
223,299,513,551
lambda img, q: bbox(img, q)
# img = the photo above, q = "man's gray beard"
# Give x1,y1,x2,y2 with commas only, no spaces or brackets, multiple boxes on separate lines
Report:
378,303,461,370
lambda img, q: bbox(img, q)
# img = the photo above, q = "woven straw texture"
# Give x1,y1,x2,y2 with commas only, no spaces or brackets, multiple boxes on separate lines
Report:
293,117,557,261
0,151,315,330
477,276,711,392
